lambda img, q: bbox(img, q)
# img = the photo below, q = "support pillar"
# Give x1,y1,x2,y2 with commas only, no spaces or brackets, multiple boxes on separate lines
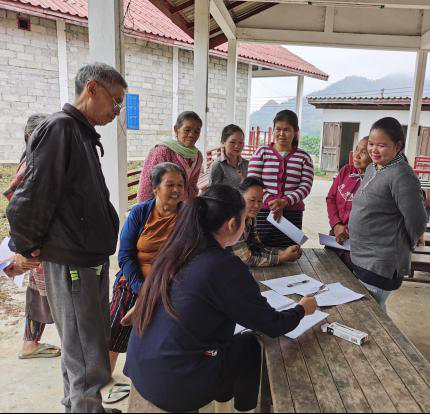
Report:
226,38,238,125
245,64,253,142
88,0,128,225
56,20,69,108
193,0,210,162
406,50,428,164
296,75,305,129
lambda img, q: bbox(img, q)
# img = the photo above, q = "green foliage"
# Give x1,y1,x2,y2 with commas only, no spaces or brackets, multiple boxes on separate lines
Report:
299,135,321,158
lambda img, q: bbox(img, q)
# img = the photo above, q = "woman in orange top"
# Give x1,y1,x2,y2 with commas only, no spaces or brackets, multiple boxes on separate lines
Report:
108,162,186,379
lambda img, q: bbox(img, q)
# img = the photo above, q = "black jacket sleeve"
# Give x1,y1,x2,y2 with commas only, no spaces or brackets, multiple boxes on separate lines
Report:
209,255,305,338
6,118,73,256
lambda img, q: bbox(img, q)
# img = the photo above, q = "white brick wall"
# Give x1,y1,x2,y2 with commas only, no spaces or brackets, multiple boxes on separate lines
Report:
0,11,60,162
0,11,249,162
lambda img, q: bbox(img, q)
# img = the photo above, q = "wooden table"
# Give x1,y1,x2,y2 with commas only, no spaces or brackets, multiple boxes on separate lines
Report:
252,248,430,413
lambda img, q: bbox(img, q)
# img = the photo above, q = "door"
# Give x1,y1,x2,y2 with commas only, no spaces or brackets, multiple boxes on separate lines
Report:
417,127,430,156
321,122,342,172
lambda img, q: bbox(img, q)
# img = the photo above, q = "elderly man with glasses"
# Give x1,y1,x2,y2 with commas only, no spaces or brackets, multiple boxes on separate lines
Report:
7,62,128,413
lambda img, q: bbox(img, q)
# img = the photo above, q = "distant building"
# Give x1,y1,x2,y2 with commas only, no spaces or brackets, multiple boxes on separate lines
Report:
0,0,328,162
308,96,430,172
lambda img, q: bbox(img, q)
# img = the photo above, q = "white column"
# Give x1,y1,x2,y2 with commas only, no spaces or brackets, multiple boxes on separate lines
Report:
172,47,179,128
406,51,428,164
56,20,69,107
193,0,210,161
296,75,305,129
88,0,128,225
226,38,238,125
245,64,253,141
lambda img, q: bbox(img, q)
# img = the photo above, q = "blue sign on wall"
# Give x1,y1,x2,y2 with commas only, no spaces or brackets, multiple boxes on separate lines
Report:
126,94,140,130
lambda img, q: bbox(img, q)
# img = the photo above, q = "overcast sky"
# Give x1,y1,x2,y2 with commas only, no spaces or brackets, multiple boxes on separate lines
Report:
251,46,429,111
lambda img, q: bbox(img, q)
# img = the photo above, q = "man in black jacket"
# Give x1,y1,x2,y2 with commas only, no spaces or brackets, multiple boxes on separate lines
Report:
7,62,128,413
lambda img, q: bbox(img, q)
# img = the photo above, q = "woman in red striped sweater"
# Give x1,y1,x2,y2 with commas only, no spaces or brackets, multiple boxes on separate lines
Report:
248,110,314,248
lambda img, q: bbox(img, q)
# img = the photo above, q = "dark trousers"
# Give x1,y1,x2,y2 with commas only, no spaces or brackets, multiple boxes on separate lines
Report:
216,334,262,412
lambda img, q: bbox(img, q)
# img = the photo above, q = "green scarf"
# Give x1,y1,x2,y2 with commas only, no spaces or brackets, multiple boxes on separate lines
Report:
161,140,199,159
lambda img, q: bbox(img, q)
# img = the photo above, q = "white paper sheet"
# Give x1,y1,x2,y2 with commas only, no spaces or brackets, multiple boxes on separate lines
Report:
261,274,323,296
13,274,25,288
267,212,308,246
0,260,12,271
299,282,364,307
234,324,247,335
0,237,13,263
286,308,329,340
319,233,351,251
261,290,295,311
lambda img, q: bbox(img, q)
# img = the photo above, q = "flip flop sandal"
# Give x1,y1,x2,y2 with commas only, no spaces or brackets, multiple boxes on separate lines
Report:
102,383,131,405
18,343,62,360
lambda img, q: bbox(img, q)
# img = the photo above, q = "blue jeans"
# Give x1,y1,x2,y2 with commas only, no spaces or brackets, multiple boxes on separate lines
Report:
360,281,391,313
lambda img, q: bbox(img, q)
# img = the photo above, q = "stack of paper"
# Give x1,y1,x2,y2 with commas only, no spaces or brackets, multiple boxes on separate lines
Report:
319,234,351,251
261,274,323,296
267,212,308,246
298,282,364,307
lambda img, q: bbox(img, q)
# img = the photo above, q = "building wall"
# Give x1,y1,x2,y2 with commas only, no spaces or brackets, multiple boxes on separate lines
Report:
0,10,60,162
0,10,250,162
321,108,430,141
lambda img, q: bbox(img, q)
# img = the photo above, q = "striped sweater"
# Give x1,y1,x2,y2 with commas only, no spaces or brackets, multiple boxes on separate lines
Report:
248,144,314,212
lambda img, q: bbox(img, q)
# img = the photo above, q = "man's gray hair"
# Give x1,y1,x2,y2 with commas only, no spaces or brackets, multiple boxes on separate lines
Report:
25,113,48,137
75,62,128,96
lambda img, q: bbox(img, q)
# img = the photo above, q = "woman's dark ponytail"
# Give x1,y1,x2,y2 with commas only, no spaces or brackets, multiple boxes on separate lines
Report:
134,184,245,335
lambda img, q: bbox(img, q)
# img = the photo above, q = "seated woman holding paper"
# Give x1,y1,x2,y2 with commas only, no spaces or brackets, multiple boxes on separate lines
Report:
325,137,372,270
125,184,317,414
248,110,314,248
232,177,302,267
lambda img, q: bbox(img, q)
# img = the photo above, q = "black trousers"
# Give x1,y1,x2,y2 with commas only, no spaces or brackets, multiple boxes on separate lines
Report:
215,334,262,412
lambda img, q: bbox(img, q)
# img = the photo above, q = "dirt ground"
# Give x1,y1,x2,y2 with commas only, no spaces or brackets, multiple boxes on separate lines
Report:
0,178,429,413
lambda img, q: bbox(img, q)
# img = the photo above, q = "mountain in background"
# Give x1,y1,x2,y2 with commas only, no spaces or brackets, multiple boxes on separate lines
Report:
250,74,415,137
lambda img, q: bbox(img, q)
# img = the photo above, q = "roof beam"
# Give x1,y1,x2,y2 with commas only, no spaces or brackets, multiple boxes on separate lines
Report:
422,30,430,50
241,0,430,10
210,0,237,40
324,6,335,33
147,0,195,38
236,28,421,51
208,3,277,48
252,69,297,78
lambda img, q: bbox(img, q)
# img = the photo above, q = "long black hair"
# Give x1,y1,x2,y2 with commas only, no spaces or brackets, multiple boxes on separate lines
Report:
134,184,245,335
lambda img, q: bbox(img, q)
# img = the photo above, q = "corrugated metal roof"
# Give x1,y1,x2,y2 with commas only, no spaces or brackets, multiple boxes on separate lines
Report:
308,96,430,106
0,0,328,79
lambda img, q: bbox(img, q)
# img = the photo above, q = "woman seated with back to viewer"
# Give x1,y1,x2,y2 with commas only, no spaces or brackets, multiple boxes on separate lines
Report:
325,137,372,270
232,177,303,267
349,117,427,312
125,185,317,414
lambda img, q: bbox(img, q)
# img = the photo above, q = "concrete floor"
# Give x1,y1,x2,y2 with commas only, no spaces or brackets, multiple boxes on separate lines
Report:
0,178,429,413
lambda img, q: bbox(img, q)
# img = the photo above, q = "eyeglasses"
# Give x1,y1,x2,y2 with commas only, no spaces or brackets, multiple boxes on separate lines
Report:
98,82,125,114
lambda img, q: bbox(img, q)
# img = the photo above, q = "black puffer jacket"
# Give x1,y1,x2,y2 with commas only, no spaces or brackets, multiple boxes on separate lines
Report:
7,104,120,267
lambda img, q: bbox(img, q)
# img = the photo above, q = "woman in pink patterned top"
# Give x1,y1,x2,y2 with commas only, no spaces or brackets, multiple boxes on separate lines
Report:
138,112,204,202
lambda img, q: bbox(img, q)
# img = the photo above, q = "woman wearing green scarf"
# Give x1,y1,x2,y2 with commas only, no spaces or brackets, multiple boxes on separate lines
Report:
138,112,204,202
